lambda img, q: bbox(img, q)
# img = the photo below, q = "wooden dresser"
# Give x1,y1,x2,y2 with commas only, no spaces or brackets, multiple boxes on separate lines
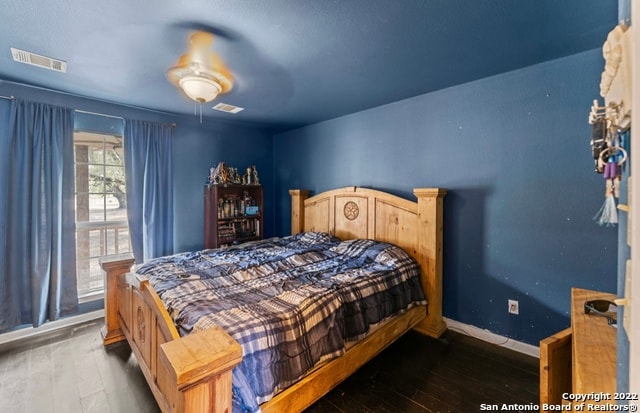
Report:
540,288,618,412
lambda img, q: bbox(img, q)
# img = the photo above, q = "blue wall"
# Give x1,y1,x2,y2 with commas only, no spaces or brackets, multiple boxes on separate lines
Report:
172,119,273,253
273,50,618,345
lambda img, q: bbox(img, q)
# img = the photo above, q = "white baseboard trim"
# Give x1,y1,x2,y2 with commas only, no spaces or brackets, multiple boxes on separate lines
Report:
0,310,104,346
445,317,540,359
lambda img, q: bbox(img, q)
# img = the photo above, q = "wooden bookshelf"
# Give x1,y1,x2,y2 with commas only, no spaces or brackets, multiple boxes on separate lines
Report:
204,184,263,249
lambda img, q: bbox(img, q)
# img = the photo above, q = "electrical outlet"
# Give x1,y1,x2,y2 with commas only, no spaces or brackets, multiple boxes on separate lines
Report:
508,299,519,315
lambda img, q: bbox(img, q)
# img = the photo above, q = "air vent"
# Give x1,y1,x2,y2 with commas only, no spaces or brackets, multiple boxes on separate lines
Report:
212,103,244,114
10,47,67,73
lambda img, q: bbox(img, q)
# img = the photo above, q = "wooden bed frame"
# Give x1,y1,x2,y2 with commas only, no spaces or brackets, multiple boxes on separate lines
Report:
100,186,446,413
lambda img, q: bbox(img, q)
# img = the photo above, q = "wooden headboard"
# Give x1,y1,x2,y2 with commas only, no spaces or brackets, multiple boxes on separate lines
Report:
289,186,447,337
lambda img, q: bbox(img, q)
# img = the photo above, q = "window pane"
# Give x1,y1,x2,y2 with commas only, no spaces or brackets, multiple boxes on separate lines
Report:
89,194,106,222
87,258,104,292
105,146,124,166
76,257,106,294
76,258,92,293
74,143,90,164
106,194,127,221
117,228,131,254
88,164,105,193
105,225,130,255
89,227,105,257
88,145,105,164
76,227,91,258
75,194,91,223
104,166,126,200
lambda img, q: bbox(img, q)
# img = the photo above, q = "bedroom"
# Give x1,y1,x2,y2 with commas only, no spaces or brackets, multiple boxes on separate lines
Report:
0,0,637,412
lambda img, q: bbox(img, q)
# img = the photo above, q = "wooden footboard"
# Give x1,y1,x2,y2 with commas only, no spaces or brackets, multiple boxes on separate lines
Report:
100,255,242,413
261,305,427,412
101,186,446,413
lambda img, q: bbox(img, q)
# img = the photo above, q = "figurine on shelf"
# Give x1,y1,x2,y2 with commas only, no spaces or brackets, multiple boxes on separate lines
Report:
244,166,253,185
252,165,260,185
211,161,228,184
209,167,215,184
231,167,242,184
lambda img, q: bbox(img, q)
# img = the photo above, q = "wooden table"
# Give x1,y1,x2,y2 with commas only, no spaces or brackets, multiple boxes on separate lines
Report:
540,288,618,412
571,288,617,410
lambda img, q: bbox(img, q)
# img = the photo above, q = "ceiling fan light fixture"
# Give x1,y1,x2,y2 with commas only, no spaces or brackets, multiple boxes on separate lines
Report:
167,31,234,108
177,75,222,103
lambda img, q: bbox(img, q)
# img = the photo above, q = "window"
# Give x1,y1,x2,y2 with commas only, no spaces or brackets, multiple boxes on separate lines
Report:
74,131,130,299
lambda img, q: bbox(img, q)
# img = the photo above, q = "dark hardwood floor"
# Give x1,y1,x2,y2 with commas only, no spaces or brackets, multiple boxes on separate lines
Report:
306,329,539,413
0,319,539,413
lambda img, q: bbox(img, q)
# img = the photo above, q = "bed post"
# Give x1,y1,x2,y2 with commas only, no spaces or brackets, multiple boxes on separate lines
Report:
100,253,135,346
160,327,243,413
412,188,447,338
289,189,310,234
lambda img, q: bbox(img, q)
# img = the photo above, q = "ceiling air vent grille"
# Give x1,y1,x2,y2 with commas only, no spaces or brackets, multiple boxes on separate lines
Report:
10,47,67,73
213,103,244,114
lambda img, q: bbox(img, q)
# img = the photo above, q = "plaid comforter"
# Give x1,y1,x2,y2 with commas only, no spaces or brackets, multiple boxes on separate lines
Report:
138,232,425,412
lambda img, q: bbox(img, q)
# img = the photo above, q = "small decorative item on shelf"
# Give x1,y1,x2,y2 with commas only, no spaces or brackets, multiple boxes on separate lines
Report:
245,205,259,216
244,166,253,185
209,161,228,185
243,165,259,185
251,165,259,185
208,162,261,186
231,167,242,184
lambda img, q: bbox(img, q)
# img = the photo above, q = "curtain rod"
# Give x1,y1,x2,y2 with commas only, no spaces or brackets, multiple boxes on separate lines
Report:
73,110,177,128
1,97,124,122
74,109,124,121
74,110,176,127
1,94,175,127
1,80,179,118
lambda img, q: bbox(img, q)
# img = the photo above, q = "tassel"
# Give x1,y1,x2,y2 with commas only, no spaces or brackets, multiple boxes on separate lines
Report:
593,194,618,226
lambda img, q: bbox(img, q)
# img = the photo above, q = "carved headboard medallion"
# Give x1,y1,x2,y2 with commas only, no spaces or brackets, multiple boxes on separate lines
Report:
343,201,359,221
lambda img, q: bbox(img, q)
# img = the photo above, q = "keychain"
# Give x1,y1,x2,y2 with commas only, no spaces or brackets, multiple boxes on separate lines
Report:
593,145,627,226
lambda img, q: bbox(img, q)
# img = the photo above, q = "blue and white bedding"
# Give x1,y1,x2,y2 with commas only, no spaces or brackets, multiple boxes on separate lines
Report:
137,232,426,412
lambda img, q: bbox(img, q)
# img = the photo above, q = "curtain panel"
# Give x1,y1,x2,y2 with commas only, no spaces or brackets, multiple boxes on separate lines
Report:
0,99,78,332
124,119,174,263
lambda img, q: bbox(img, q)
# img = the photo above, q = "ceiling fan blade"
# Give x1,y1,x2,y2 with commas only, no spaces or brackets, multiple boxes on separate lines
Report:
175,31,233,78
170,21,239,42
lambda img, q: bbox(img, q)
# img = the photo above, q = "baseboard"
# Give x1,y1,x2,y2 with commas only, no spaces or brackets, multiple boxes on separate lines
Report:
0,310,104,350
444,317,540,358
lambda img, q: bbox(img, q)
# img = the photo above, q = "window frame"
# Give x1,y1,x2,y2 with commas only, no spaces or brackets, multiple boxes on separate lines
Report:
73,130,130,300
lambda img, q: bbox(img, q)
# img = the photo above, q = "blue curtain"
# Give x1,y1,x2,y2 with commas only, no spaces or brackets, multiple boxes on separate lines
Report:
124,119,174,263
0,99,78,332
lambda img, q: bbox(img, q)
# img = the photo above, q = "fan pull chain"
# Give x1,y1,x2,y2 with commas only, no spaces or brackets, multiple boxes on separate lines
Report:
193,101,204,123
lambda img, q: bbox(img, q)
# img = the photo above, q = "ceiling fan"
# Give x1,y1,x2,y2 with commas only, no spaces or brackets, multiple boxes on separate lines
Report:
166,31,234,106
